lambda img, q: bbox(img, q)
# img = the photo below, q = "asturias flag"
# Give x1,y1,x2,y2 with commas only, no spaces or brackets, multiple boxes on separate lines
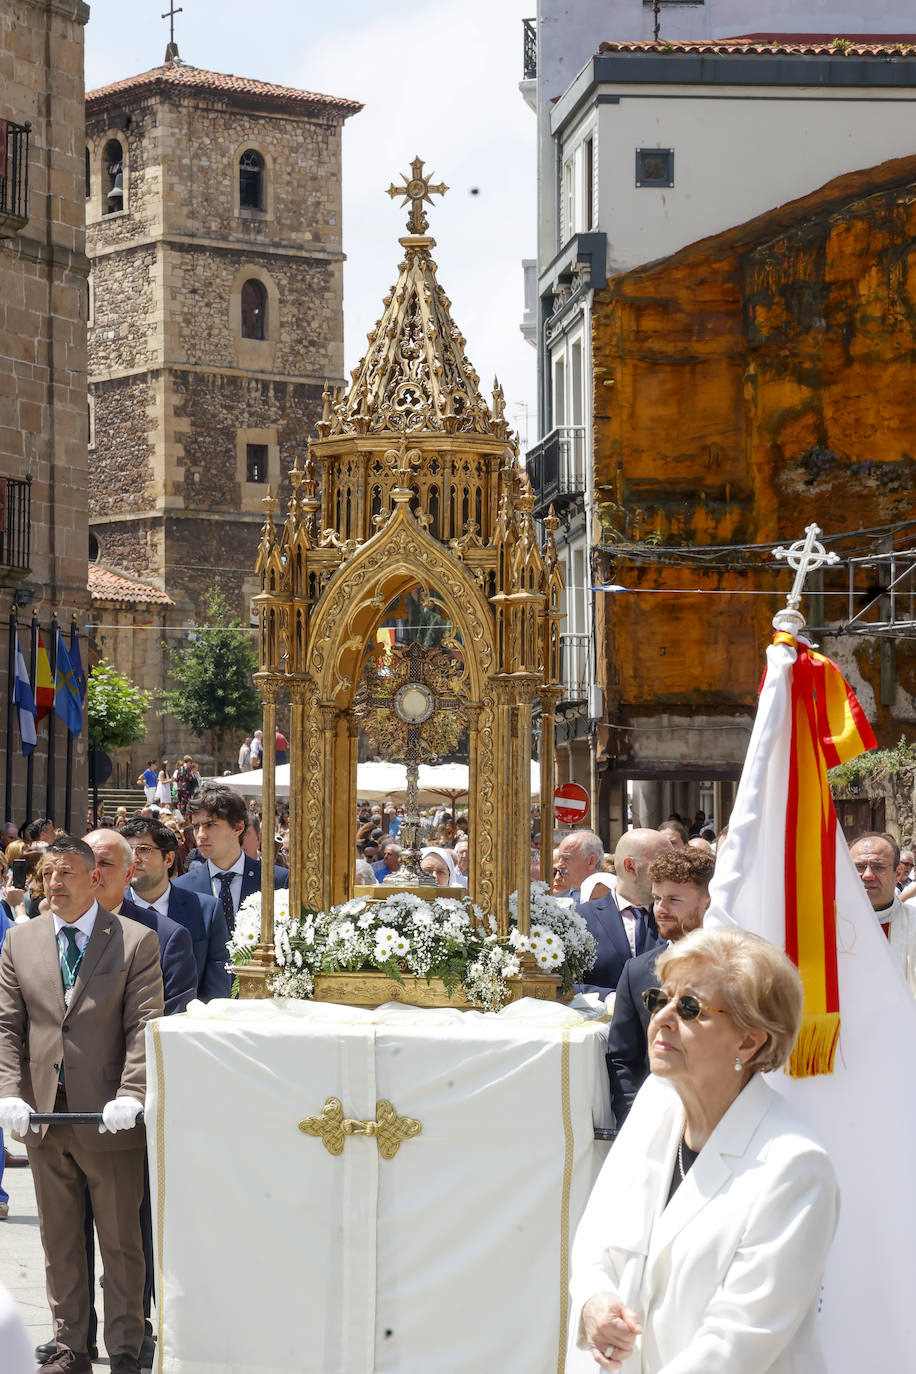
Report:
13,635,37,756
54,628,83,735
34,631,54,721
707,631,916,1371
69,633,86,702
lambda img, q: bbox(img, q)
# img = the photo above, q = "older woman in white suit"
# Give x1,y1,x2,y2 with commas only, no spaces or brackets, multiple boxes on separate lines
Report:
568,926,839,1374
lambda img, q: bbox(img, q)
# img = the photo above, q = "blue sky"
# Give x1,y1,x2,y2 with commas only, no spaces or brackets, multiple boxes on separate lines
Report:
85,0,539,447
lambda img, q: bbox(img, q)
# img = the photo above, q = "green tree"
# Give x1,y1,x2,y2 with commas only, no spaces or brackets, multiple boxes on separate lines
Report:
87,658,151,751
161,585,261,770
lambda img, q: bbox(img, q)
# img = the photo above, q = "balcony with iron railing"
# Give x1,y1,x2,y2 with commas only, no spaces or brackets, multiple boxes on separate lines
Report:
522,18,537,80
525,425,587,518
0,477,32,574
0,119,30,237
559,631,591,704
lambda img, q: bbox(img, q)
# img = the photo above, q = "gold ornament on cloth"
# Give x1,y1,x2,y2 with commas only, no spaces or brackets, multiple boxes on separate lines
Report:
298,1096,423,1159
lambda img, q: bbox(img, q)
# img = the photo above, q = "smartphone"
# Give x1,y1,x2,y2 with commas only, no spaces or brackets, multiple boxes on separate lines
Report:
11,857,27,887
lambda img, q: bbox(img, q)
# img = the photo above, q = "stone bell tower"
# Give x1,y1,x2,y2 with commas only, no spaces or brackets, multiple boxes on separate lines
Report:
85,54,361,623
249,160,565,964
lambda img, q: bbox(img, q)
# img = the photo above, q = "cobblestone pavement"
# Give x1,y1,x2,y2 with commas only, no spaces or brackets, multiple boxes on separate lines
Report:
1,1150,112,1367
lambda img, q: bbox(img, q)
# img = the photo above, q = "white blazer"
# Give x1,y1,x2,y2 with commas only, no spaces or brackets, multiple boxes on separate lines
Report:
567,1073,839,1374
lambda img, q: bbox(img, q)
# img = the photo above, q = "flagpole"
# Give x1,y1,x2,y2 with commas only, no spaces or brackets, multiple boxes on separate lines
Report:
64,615,77,832
26,610,37,821
4,608,14,822
46,611,57,820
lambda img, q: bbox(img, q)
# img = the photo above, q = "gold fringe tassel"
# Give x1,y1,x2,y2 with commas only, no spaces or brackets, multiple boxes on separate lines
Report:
786,1012,841,1078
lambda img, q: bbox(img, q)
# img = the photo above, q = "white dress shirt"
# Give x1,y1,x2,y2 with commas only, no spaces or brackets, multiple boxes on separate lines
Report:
53,901,99,955
126,886,171,919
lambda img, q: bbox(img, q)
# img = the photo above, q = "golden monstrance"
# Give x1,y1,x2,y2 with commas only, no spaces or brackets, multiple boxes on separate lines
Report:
237,159,565,1003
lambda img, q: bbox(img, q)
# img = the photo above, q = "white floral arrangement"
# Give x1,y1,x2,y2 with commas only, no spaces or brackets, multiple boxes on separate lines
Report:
228,880,597,1012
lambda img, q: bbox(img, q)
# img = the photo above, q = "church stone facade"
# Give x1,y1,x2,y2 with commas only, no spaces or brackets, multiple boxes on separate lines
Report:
86,61,361,626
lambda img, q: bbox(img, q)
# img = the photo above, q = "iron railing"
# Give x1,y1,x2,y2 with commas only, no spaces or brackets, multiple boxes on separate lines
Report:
525,425,587,516
522,18,537,80
0,118,30,236
0,477,32,571
559,631,591,703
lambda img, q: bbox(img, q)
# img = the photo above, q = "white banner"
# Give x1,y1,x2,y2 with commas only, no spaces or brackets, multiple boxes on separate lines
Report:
707,640,916,1370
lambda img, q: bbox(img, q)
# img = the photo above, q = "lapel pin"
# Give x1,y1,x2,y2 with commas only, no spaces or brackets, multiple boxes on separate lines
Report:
103,926,111,935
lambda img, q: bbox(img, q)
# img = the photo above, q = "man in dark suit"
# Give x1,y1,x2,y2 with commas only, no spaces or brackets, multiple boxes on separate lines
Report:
0,835,163,1374
83,830,197,1017
121,818,231,1002
171,785,288,935
575,828,673,998
606,847,714,1125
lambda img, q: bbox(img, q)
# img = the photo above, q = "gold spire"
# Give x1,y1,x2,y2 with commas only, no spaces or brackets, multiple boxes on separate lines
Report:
325,158,499,439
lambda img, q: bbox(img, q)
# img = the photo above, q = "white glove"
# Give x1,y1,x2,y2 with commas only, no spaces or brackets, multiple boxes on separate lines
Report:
99,1096,144,1134
0,1096,34,1136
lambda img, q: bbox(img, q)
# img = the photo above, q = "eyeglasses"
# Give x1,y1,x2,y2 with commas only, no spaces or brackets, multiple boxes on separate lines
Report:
641,988,730,1021
129,845,162,859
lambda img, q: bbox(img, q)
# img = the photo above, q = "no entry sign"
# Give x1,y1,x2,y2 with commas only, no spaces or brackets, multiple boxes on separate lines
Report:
554,782,590,826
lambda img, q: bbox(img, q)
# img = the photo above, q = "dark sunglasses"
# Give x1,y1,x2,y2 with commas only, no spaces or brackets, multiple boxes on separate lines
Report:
641,987,729,1021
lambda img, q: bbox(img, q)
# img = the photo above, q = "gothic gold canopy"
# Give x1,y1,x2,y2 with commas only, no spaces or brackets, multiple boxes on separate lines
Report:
251,159,563,958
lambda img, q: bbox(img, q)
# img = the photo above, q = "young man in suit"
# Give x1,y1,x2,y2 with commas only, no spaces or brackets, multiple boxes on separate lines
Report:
606,846,714,1126
575,828,673,998
171,785,288,934
0,835,163,1374
121,819,231,1002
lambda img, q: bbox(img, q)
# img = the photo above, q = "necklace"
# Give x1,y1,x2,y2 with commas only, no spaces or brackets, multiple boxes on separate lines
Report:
677,1133,687,1181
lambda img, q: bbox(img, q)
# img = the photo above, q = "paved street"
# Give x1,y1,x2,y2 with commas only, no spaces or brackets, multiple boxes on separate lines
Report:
1,1150,112,1367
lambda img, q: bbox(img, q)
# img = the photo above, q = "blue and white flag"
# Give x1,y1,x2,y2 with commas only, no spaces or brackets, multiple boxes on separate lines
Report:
13,635,37,755
54,628,83,735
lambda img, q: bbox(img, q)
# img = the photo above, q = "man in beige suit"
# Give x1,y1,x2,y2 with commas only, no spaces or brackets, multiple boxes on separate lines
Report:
0,836,163,1374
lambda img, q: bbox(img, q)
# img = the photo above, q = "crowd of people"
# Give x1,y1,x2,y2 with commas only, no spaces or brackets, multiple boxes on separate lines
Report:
0,785,913,1372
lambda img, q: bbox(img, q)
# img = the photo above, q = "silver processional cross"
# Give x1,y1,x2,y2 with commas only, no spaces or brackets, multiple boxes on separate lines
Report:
771,523,839,635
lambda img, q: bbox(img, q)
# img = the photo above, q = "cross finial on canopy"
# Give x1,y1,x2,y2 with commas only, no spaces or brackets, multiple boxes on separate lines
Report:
387,157,448,235
771,523,839,635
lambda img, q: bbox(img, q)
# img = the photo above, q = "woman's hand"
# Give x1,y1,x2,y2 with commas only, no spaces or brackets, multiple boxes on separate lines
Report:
582,1292,643,1370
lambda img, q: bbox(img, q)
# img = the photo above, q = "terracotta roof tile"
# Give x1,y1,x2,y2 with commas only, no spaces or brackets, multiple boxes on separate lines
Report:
87,63,362,117
597,36,916,57
89,565,174,606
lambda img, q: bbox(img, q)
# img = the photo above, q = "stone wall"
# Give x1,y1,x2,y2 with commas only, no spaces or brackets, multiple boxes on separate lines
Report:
89,375,157,517
0,0,90,828
89,245,159,373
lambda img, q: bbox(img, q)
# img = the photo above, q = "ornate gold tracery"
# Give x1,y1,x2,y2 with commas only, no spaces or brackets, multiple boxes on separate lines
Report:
243,161,563,992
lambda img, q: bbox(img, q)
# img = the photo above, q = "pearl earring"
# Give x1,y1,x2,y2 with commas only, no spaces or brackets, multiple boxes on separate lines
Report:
734,1055,742,1073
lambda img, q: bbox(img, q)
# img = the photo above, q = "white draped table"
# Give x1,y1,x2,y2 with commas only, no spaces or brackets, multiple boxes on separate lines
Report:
145,997,611,1374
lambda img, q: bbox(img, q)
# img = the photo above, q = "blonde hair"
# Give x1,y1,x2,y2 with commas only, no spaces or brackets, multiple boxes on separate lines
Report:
655,927,804,1074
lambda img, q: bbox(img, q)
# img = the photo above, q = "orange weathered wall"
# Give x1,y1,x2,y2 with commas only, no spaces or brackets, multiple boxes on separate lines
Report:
594,157,916,753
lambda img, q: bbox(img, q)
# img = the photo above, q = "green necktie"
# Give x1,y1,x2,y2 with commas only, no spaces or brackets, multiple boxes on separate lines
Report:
59,927,83,1084
60,927,83,994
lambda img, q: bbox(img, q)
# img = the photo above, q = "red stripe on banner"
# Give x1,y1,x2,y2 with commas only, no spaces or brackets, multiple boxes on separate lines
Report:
822,796,840,1011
